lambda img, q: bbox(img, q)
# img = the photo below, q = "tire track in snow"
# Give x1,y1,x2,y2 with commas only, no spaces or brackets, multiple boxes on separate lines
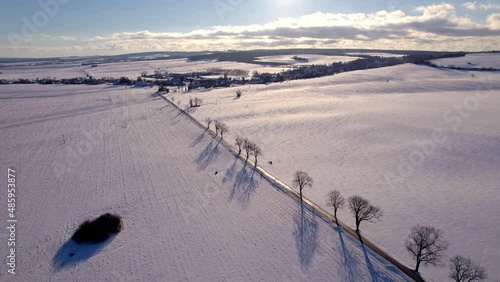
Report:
0,98,155,130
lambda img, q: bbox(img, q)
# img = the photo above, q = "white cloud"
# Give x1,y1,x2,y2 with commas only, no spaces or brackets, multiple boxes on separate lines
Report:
2,3,499,57
417,3,456,18
487,13,500,29
462,1,500,10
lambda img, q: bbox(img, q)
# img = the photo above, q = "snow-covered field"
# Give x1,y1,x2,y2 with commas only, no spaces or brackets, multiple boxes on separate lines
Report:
255,54,359,65
171,63,500,282
0,84,410,281
347,53,405,58
431,52,500,69
86,59,286,78
0,63,87,80
0,59,286,81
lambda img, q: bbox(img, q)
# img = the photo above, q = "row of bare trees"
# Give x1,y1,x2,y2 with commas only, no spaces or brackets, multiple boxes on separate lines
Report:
205,118,229,139
189,97,203,108
406,225,487,281
204,118,262,165
323,188,383,232
198,117,488,282
291,172,382,233
292,171,384,233
292,171,487,281
235,137,262,165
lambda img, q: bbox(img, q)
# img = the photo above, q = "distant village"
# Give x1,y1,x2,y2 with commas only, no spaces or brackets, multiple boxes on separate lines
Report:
0,53,468,89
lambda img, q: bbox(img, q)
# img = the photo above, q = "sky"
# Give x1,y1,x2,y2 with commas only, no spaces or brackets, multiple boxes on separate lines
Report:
0,0,499,57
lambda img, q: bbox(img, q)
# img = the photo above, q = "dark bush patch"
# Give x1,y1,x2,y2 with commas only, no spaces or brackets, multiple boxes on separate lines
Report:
72,213,123,244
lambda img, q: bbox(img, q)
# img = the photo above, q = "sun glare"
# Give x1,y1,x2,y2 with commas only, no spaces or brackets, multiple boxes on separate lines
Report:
278,0,292,6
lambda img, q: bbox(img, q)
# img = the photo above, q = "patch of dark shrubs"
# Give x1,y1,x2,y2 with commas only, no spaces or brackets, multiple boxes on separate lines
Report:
72,213,123,244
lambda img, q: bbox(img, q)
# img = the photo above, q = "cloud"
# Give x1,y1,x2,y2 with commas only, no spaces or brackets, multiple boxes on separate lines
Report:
487,13,500,29
2,3,499,57
462,1,500,10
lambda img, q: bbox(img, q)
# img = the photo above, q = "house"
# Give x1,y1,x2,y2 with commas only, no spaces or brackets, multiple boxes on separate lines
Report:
189,80,202,89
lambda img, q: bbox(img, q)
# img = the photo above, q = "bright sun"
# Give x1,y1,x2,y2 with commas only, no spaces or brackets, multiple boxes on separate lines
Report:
278,0,291,6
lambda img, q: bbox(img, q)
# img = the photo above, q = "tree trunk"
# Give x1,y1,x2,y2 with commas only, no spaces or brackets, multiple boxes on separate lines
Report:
333,208,339,226
415,260,421,272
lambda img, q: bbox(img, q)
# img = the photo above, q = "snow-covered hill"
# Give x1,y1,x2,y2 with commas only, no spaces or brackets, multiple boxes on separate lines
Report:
0,59,285,81
431,53,500,69
255,54,359,65
0,84,410,281
170,63,500,282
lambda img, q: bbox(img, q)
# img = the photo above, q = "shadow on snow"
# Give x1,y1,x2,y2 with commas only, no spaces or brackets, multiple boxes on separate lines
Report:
52,236,116,270
358,234,381,282
335,227,363,282
293,202,319,270
228,160,259,208
195,135,220,170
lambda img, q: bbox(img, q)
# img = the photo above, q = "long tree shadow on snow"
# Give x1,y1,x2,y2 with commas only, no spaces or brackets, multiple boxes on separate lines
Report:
191,128,208,148
52,236,115,270
195,136,220,170
293,202,319,270
359,235,381,282
228,161,259,208
223,156,239,184
335,227,363,282
335,228,408,282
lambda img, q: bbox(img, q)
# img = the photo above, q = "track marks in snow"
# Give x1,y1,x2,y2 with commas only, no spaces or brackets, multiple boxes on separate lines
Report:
1,85,411,281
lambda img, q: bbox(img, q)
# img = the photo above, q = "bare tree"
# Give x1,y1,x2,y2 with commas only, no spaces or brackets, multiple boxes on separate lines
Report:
219,122,229,139
251,145,262,165
243,139,254,160
214,120,221,136
205,117,212,130
347,195,383,232
405,225,449,273
292,171,313,202
326,190,345,226
235,137,243,155
449,255,487,282
189,97,203,107
195,97,203,107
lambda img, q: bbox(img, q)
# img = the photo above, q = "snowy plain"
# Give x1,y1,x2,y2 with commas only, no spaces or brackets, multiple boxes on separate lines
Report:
0,58,287,81
431,52,500,69
170,62,500,282
0,84,411,281
255,54,360,65
347,53,405,58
